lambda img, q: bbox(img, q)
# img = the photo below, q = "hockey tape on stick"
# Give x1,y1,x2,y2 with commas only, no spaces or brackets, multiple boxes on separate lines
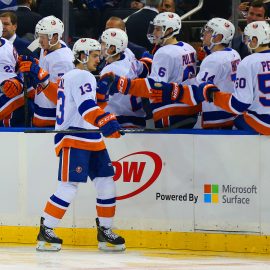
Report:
27,38,40,52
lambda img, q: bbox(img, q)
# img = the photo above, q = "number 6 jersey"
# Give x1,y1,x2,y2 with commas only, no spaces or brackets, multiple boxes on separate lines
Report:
148,42,200,128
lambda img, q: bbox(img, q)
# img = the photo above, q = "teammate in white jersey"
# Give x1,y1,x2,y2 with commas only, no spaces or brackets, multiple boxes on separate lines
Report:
199,21,270,135
98,12,199,128
0,19,28,126
147,12,199,128
99,28,147,128
19,16,74,127
36,38,125,252
191,18,241,129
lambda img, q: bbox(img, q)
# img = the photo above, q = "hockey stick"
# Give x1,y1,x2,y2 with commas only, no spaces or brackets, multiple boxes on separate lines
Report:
25,127,163,134
23,76,29,127
24,117,197,134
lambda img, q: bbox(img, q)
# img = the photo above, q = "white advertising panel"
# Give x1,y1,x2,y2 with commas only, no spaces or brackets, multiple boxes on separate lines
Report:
0,131,268,235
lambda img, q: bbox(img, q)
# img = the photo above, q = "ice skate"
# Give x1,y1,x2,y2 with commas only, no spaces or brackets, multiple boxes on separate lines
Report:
36,217,63,252
96,218,126,252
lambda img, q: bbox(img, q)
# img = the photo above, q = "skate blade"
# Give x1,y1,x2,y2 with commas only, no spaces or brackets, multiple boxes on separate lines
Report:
36,241,61,252
98,242,126,252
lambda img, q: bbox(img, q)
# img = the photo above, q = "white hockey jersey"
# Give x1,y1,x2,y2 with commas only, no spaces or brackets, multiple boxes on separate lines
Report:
100,48,146,128
55,69,105,156
0,38,24,121
195,48,241,128
214,50,270,134
148,42,200,126
33,43,74,127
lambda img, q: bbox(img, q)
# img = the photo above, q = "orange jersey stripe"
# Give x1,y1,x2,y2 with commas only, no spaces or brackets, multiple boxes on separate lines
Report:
27,89,36,99
181,85,197,106
33,117,55,127
61,148,70,182
202,120,234,129
153,104,201,122
96,205,116,218
3,113,12,127
43,81,58,105
83,107,105,126
44,201,66,219
129,78,151,98
244,113,270,135
97,102,107,110
55,137,106,156
0,96,24,120
213,92,234,114
162,116,169,127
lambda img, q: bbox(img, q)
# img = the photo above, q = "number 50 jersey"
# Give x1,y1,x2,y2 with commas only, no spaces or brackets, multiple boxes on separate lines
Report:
54,69,105,156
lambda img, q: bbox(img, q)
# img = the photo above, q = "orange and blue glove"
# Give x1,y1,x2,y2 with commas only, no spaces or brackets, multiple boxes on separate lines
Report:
149,79,182,104
19,58,49,86
95,112,124,138
139,51,153,77
197,82,220,103
0,77,23,98
98,72,131,96
18,55,39,65
96,72,116,97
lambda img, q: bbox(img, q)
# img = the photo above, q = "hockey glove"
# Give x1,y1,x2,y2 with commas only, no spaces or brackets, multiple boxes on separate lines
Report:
98,72,131,95
198,82,220,103
139,51,153,77
97,72,116,96
95,112,123,138
0,77,23,98
19,60,49,86
18,55,39,64
150,79,182,104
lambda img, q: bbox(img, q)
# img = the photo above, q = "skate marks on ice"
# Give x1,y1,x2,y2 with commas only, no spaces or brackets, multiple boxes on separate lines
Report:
0,245,270,270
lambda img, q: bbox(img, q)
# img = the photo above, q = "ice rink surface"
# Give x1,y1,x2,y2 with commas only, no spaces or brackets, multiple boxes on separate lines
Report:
1,245,270,270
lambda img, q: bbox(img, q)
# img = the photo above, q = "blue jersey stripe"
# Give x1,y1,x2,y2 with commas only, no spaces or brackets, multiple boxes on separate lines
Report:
203,111,234,121
0,93,11,105
50,194,70,207
54,131,102,144
34,104,56,117
231,96,250,113
248,110,270,124
96,198,116,205
78,100,97,116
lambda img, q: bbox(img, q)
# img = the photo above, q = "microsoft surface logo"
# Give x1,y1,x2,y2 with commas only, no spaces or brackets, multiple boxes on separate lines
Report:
204,184,218,203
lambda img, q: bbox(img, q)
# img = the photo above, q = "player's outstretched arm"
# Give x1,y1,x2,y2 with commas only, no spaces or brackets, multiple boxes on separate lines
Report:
198,82,250,115
82,103,123,138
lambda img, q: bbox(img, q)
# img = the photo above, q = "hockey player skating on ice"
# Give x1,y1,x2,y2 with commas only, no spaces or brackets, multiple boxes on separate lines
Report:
36,38,125,252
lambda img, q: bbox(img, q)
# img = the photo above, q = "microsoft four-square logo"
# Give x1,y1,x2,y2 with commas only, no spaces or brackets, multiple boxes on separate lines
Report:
204,184,218,203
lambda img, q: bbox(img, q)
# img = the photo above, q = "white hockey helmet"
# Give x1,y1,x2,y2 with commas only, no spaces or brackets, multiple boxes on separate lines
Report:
0,20,2,38
35,15,64,44
72,38,101,64
101,28,128,58
244,21,270,50
203,18,235,45
148,12,181,44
